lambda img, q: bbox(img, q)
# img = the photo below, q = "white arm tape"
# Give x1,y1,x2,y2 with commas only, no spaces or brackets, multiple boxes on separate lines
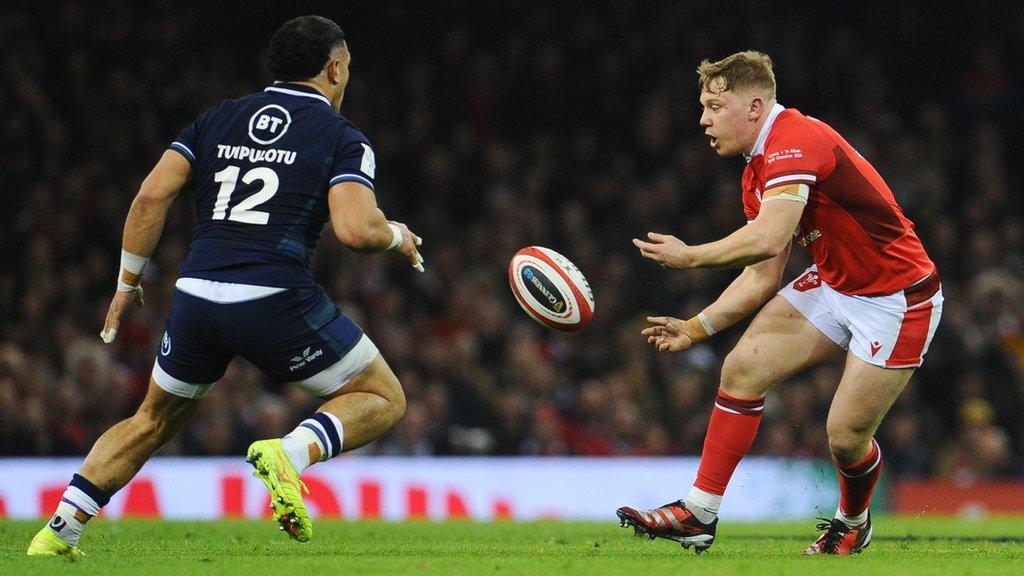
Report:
117,279,144,293
387,223,403,250
121,250,150,274
697,312,716,336
117,250,150,291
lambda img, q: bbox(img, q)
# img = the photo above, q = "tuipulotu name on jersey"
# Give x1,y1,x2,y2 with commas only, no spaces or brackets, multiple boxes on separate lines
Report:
216,144,297,165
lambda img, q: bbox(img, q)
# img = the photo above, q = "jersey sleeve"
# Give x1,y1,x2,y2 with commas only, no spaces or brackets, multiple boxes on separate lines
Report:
169,121,198,165
328,125,377,191
761,118,831,195
169,102,224,166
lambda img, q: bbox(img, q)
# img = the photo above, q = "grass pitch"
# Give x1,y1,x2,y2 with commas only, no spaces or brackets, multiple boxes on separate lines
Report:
2,516,1023,575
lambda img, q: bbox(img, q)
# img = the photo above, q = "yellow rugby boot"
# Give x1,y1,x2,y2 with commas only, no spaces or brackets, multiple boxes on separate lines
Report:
246,438,312,542
27,525,82,558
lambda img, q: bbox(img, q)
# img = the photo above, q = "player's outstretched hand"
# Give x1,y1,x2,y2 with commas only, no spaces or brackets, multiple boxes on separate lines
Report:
389,220,425,273
633,232,693,269
100,287,144,343
641,316,695,352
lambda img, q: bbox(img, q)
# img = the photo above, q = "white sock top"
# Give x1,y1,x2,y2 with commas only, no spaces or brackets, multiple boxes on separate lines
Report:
685,486,722,524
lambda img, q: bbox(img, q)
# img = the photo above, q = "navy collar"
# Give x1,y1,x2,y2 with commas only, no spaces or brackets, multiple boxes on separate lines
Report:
265,83,333,107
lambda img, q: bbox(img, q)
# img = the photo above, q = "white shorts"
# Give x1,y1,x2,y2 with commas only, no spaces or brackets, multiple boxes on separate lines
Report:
779,266,943,368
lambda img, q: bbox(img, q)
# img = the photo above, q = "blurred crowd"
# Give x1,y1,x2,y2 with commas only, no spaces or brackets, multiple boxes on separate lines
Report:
2,1,1023,481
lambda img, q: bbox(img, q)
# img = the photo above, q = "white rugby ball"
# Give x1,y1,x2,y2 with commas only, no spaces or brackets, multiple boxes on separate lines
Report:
508,246,595,332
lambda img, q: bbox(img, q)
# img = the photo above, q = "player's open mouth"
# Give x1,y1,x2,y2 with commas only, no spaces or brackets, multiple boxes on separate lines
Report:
708,136,718,148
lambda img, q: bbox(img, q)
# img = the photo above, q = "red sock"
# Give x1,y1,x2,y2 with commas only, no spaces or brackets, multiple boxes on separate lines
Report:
836,438,882,517
693,390,765,495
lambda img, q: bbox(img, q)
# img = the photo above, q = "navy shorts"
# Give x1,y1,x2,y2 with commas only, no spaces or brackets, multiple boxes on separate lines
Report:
154,286,372,397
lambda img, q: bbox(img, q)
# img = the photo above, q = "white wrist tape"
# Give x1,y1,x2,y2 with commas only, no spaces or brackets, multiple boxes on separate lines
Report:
387,223,403,250
121,250,150,274
117,250,150,292
117,279,143,293
697,312,716,336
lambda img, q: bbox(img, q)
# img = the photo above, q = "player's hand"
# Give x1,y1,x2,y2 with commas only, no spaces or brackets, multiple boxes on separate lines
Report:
633,232,694,269
641,316,695,352
100,286,145,343
389,220,425,272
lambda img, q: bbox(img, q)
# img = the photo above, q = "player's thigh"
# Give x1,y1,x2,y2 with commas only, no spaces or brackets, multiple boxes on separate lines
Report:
327,353,403,405
722,294,843,397
826,353,913,441
135,376,204,435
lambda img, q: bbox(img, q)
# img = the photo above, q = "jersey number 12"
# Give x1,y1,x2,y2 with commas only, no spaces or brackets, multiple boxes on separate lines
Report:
212,165,278,225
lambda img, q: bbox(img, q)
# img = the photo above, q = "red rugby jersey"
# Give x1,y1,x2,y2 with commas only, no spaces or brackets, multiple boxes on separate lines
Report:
742,105,935,296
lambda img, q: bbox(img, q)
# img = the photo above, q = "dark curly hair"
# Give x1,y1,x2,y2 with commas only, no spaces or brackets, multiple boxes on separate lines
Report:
267,16,346,82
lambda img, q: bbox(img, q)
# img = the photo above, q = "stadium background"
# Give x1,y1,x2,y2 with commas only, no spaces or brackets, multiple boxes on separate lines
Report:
1,0,1023,518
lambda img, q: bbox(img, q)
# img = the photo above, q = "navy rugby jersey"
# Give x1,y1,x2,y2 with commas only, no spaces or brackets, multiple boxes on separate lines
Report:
169,83,377,288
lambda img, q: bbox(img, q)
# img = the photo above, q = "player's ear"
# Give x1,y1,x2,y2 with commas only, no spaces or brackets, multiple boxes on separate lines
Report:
327,59,341,85
748,97,764,120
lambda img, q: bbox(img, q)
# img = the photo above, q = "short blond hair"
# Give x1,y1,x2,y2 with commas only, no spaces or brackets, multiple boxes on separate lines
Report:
697,51,776,99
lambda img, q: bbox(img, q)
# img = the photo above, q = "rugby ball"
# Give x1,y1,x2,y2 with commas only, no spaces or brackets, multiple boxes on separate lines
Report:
508,246,595,332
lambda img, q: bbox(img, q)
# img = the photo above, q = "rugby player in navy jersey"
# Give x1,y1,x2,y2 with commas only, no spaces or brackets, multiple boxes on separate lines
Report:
29,16,422,555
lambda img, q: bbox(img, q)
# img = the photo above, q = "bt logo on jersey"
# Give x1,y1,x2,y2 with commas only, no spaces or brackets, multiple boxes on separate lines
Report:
256,115,284,132
248,104,292,145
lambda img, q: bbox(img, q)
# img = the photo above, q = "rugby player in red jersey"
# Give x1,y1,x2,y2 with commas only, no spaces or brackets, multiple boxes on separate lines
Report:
618,51,942,555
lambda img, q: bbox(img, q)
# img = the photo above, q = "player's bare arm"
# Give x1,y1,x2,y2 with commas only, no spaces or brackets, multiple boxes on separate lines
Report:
633,188,804,269
101,150,192,343
328,181,424,271
642,242,790,352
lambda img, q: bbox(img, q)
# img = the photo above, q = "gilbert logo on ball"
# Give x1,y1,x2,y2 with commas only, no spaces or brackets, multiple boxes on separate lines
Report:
508,246,595,332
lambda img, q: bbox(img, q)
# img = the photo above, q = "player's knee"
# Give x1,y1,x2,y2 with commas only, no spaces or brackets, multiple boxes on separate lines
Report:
363,360,406,425
720,348,771,397
384,373,406,425
348,356,406,426
826,422,871,463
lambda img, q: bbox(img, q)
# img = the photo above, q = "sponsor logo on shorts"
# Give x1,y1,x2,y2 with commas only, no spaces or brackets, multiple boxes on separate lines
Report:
161,332,172,356
289,346,324,372
793,271,821,292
